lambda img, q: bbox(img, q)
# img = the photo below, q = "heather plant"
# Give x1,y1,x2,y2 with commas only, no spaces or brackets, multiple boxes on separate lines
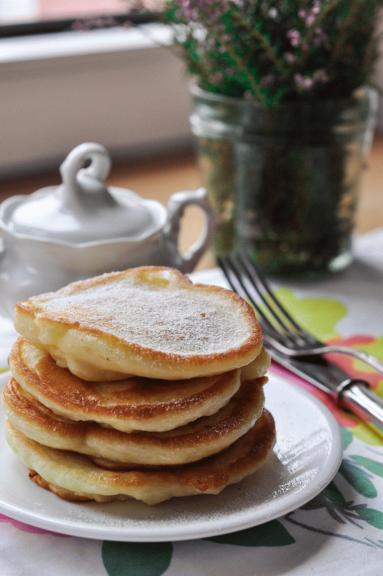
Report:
122,1,381,271
164,0,383,106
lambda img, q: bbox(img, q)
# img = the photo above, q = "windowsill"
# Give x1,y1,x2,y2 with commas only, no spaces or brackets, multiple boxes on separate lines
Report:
0,24,172,63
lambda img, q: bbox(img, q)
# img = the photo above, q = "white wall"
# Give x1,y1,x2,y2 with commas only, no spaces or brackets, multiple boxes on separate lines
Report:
0,26,192,177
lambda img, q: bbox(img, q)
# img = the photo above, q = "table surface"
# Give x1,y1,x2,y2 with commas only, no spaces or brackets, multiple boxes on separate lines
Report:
1,136,382,271
1,237,383,575
0,143,383,576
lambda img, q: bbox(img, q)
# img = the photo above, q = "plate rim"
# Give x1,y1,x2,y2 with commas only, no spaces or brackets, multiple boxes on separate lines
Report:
0,370,343,542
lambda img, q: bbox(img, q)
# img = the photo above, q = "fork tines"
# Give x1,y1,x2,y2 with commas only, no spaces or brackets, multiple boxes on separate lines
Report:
217,253,319,349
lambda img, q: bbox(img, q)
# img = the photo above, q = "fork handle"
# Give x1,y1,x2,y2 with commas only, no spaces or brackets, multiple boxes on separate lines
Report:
326,346,383,376
339,380,383,431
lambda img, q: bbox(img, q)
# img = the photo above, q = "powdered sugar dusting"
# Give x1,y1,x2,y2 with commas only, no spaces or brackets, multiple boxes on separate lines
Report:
40,279,251,355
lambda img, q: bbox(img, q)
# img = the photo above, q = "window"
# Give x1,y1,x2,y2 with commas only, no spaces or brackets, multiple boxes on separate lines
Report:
0,1,157,37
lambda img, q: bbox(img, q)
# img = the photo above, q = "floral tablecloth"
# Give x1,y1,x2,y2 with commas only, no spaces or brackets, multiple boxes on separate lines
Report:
1,230,383,576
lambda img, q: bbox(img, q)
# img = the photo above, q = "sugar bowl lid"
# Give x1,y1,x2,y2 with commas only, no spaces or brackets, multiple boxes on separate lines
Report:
2,143,164,243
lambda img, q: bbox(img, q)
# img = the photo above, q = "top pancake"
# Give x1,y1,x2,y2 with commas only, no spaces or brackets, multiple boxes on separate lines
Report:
15,267,263,381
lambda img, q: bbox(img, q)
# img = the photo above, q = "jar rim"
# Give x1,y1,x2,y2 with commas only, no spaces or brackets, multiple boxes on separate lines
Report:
190,82,377,111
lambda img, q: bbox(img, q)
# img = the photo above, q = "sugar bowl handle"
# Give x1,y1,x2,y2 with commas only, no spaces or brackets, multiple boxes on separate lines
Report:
165,188,214,273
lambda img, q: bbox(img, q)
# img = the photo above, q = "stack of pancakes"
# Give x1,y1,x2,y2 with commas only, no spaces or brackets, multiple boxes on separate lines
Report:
3,267,275,505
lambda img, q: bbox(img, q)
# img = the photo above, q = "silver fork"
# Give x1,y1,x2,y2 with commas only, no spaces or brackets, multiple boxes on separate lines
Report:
218,252,383,376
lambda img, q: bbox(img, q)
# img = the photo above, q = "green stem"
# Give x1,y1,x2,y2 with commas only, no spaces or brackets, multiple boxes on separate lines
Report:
224,43,266,103
360,26,381,79
299,0,339,67
232,11,288,75
172,25,221,89
199,22,266,102
332,2,363,62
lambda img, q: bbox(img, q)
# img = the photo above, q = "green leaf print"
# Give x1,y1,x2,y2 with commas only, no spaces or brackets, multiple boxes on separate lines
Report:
350,456,383,479
357,507,383,530
102,542,173,576
340,461,377,498
341,428,353,450
302,481,346,510
207,520,294,547
274,288,347,341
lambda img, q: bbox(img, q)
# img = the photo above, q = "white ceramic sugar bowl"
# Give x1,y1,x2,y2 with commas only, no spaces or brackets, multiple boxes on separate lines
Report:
0,142,214,317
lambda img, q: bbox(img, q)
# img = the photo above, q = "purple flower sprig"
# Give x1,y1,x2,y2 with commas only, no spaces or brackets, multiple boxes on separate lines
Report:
162,0,383,105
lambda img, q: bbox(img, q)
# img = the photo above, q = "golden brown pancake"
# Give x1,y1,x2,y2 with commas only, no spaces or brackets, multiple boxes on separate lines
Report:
14,267,263,381
4,377,266,466
9,338,242,433
242,348,271,381
6,411,276,505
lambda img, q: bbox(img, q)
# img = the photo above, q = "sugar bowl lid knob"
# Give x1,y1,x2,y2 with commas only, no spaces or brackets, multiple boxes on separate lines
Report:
58,142,115,211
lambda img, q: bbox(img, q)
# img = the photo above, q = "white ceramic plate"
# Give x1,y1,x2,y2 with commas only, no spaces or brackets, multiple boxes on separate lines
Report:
0,371,342,542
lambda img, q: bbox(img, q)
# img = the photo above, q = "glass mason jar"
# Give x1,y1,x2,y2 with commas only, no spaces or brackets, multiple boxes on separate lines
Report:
190,85,378,275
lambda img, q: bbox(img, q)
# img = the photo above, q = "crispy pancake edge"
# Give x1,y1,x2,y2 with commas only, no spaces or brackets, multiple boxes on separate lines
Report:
10,338,243,433
4,377,266,465
6,411,276,504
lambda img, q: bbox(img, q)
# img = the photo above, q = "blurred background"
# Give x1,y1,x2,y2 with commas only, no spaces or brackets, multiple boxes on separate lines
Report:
0,0,191,175
0,0,382,269
0,0,381,173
